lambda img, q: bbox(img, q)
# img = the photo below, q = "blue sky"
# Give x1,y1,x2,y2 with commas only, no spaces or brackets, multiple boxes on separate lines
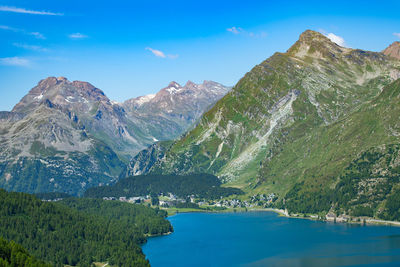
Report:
0,0,400,111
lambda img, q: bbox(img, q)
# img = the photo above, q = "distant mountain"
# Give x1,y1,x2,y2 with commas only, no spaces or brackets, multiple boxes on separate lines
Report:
0,77,229,195
123,80,230,142
128,30,400,219
383,41,400,60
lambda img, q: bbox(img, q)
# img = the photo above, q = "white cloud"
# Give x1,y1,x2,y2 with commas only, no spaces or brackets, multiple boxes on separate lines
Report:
69,33,88,39
0,6,63,16
146,47,166,58
145,47,178,59
227,27,243,35
0,25,15,31
0,24,45,39
30,32,45,39
325,33,346,47
227,26,267,38
394,33,400,39
13,43,47,52
0,57,30,67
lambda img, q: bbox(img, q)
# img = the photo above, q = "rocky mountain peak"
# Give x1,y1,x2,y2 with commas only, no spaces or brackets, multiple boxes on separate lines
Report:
185,80,196,88
383,41,400,60
12,77,108,113
287,29,347,59
167,81,181,88
298,30,329,43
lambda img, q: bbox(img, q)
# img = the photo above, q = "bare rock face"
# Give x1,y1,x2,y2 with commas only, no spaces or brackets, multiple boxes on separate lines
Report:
383,41,400,60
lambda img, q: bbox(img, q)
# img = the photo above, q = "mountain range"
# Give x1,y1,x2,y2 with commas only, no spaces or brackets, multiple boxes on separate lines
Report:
2,29,400,220
127,30,400,218
0,78,229,195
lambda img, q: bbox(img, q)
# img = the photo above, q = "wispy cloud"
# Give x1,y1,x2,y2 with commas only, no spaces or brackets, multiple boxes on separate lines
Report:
30,32,45,39
146,47,166,58
227,26,267,38
0,6,63,16
227,27,243,35
68,33,88,39
13,43,48,52
0,24,45,39
0,57,30,67
394,33,400,39
145,47,178,59
325,32,347,47
0,25,15,31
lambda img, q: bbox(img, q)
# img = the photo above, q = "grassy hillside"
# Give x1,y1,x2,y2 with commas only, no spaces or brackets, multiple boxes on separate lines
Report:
282,79,400,217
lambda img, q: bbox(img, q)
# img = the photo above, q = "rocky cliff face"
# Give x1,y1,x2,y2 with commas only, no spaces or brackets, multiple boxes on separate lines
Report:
127,30,400,217
383,41,400,60
0,77,229,195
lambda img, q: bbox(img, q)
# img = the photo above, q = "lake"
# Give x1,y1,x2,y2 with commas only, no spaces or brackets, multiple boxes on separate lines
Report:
142,211,400,267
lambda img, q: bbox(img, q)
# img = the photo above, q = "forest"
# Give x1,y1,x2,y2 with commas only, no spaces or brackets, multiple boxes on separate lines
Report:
0,237,51,267
84,174,244,199
0,189,172,266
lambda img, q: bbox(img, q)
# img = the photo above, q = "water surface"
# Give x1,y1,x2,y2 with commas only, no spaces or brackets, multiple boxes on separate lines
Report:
142,212,400,266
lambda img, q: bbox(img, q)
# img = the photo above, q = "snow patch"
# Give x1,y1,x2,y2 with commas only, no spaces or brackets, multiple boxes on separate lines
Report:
166,83,182,94
135,94,156,105
34,94,43,100
65,96,75,103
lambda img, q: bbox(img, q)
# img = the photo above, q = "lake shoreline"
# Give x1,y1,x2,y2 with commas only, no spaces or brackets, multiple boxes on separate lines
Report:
163,207,400,227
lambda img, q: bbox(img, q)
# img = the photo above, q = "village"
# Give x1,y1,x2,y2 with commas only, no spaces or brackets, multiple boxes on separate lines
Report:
102,192,278,210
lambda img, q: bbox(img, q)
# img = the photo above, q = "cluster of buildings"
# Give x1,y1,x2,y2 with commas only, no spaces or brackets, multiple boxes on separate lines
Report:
102,196,148,203
250,193,277,205
102,192,189,207
214,199,252,208
101,192,279,210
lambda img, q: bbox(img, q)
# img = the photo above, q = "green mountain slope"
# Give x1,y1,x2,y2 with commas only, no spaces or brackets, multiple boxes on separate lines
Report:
283,78,400,217
127,30,400,217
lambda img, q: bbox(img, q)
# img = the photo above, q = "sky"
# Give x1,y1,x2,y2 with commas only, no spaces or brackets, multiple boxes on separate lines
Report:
0,0,400,111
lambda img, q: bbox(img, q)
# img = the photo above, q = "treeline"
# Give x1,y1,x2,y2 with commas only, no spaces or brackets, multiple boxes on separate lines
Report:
0,189,172,266
84,174,244,199
0,237,51,267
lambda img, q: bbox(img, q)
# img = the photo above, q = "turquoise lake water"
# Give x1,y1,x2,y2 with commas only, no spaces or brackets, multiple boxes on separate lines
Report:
142,211,400,267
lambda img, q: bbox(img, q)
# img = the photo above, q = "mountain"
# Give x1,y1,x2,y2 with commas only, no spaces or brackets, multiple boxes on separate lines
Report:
123,80,230,142
0,77,229,195
383,41,400,60
127,30,400,218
